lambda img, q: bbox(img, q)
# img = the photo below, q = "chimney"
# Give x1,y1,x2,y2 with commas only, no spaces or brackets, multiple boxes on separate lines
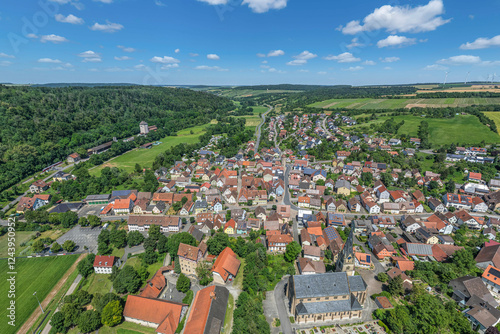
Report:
210,291,216,300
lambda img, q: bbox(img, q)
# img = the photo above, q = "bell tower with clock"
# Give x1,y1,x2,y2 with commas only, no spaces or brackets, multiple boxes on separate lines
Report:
336,227,355,276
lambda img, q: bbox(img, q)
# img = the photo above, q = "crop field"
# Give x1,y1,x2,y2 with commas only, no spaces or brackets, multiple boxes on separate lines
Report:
0,255,79,334
483,112,500,134
309,97,500,109
349,114,500,146
89,123,211,176
0,231,35,258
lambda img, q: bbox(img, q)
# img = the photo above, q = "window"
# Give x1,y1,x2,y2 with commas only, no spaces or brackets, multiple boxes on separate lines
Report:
316,298,320,301
307,298,311,301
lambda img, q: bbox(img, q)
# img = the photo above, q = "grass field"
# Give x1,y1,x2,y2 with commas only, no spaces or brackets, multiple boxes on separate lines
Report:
68,321,157,334
308,97,500,109
0,231,35,258
0,255,79,334
223,293,234,333
89,123,211,176
350,114,500,146
81,273,113,295
484,112,500,134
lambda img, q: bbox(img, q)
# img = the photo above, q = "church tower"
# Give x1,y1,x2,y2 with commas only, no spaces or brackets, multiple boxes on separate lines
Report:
336,227,355,276
139,121,149,135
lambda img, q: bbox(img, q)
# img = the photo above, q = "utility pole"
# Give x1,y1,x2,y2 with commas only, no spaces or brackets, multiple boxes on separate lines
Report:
33,291,44,314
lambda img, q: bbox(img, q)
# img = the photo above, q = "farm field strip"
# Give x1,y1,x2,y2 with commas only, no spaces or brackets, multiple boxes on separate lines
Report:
309,97,500,109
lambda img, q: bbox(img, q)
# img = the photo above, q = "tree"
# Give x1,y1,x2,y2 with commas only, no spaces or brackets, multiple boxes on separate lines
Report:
167,232,197,256
50,311,67,334
77,310,102,333
196,261,214,286
176,273,191,293
142,250,158,266
98,229,110,245
62,240,76,252
92,292,121,313
388,275,404,296
65,289,92,307
98,242,111,255
101,300,123,327
61,211,79,228
79,217,89,227
157,234,168,254
109,229,127,249
148,224,161,241
88,215,101,228
77,254,96,278
134,163,142,174
32,239,45,253
207,232,230,255
377,272,389,283
113,265,141,293
174,259,181,274
284,241,301,262
446,179,455,193
51,242,62,253
61,302,82,328
486,327,500,334
127,230,144,247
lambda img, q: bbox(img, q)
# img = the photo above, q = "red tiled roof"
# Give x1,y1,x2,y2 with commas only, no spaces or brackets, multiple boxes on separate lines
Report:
183,286,215,334
93,255,116,268
211,247,240,282
177,243,201,262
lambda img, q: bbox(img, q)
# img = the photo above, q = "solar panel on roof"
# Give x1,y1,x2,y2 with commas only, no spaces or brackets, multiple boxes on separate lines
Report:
490,267,500,279
366,255,371,263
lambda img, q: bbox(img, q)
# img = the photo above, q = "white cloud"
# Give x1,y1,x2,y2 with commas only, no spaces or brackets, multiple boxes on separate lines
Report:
261,60,268,64
155,0,166,6
90,21,123,33
114,56,132,61
384,67,392,70
298,69,309,73
207,54,220,60
257,53,266,57
27,33,38,39
78,50,102,62
175,49,180,53
317,71,327,75
195,65,228,71
150,56,180,64
286,59,307,66
343,66,364,71
0,52,14,58
161,63,180,70
460,35,500,50
324,52,360,63
197,0,228,4
190,53,199,57
260,65,270,69
55,14,84,24
40,34,69,43
89,68,99,72
117,45,136,52
377,35,417,48
0,61,12,66
363,60,376,65
134,64,147,70
437,55,481,65
293,50,317,60
94,0,113,3
423,64,448,71
268,68,286,73
38,58,61,63
341,0,450,35
380,57,400,63
241,0,288,13
346,37,365,49
104,67,134,72
268,50,285,57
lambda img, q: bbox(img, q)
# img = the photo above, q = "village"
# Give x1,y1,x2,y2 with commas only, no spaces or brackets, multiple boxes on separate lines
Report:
12,112,500,334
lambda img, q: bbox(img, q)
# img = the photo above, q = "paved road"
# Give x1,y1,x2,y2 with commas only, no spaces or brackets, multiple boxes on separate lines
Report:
274,277,293,334
321,115,334,137
254,105,273,153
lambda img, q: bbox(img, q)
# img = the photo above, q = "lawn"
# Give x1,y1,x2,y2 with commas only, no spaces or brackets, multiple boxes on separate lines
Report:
351,114,500,147
223,293,235,333
89,123,211,176
81,273,113,295
0,231,35,258
232,258,245,289
68,321,157,334
0,255,79,334
308,97,500,109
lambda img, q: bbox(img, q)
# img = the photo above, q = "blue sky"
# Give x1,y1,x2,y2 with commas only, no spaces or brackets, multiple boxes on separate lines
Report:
0,0,499,85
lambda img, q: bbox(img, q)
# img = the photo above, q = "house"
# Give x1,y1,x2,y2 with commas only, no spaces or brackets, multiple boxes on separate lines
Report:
442,193,473,210
335,180,354,196
364,201,380,214
224,219,236,235
472,197,488,213
297,257,326,275
482,265,500,295
348,197,361,212
327,213,346,227
29,180,49,194
93,255,118,274
464,301,500,334
123,295,187,334
127,216,181,233
428,198,446,213
67,152,81,163
386,268,413,291
140,267,168,298
412,190,425,202
415,227,439,244
267,233,293,253
183,286,229,334
484,191,500,211
16,194,51,213
286,273,367,324
211,247,241,284
475,243,500,269
177,242,207,277
354,252,372,269
449,276,498,307
303,245,322,261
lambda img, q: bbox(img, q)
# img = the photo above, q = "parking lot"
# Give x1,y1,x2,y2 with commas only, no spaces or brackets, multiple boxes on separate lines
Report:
57,225,101,253
77,204,104,218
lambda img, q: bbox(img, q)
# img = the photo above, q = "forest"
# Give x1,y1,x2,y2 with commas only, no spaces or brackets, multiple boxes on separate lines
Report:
0,85,234,194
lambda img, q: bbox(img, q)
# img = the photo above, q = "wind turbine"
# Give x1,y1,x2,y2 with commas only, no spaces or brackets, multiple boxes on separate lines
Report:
443,71,449,87
465,71,470,85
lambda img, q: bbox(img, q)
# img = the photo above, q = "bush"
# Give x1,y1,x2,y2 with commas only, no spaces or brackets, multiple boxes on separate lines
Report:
176,273,191,293
182,290,194,305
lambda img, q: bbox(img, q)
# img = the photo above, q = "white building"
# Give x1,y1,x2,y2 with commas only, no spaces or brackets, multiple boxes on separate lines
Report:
93,255,117,274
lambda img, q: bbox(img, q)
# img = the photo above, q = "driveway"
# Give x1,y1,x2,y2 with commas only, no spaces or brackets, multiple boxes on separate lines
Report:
273,277,293,334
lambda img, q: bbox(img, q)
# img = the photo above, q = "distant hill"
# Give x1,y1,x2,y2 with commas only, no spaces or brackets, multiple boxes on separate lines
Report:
31,83,140,88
